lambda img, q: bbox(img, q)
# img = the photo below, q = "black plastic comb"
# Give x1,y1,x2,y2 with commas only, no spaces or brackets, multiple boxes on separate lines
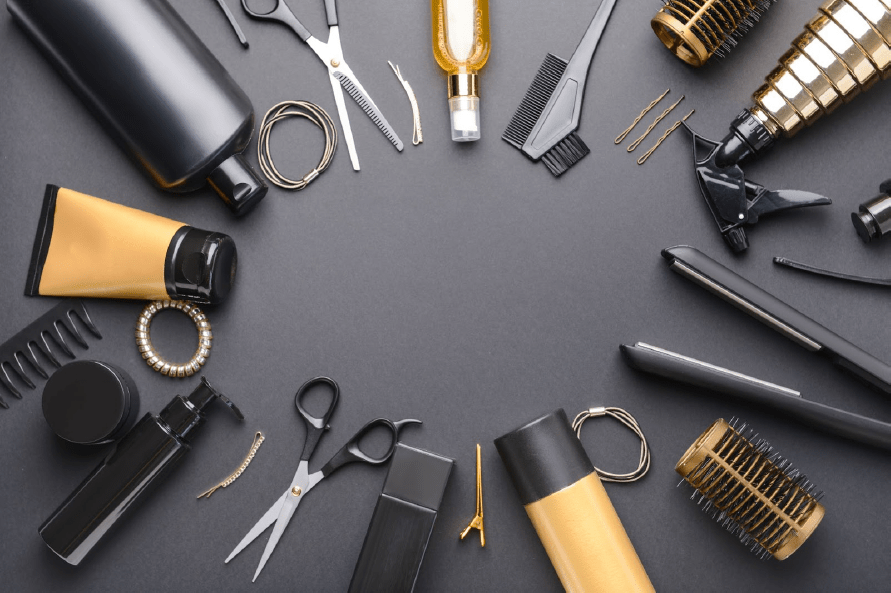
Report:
0,300,101,407
502,0,617,176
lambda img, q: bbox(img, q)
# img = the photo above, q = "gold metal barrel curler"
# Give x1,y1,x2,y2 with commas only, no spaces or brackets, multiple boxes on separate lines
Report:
751,0,891,137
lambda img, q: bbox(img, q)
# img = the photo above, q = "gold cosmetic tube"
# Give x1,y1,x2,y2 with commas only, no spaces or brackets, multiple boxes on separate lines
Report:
495,410,654,593
26,186,237,304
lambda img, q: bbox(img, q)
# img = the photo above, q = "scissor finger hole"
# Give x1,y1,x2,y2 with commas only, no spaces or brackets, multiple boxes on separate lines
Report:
355,423,396,462
298,380,337,418
242,0,278,16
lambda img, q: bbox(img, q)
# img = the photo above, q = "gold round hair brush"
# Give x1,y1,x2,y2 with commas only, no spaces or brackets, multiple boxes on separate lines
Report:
652,0,778,66
676,419,825,560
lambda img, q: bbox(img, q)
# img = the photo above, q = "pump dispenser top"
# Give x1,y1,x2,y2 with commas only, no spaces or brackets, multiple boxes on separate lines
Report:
38,378,243,565
432,0,491,141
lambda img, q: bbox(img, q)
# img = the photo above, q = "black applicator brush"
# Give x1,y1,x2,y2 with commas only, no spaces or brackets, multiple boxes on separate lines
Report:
502,0,618,177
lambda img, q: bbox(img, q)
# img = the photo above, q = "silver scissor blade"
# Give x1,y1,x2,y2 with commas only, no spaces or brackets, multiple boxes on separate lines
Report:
252,483,307,582
224,491,288,564
333,70,404,151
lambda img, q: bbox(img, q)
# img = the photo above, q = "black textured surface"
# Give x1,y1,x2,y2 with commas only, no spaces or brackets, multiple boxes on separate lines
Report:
1,0,890,591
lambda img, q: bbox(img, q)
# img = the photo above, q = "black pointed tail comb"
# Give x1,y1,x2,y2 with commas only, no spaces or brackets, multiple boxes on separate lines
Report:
0,299,101,408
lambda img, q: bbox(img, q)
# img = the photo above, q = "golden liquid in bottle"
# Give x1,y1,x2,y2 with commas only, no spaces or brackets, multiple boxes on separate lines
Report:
431,0,491,141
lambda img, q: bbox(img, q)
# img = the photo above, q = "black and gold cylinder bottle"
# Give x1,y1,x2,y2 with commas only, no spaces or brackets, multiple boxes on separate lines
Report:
494,410,654,593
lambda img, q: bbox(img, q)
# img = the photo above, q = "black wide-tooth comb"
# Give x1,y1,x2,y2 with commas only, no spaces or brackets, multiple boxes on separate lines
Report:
502,0,618,177
0,299,101,408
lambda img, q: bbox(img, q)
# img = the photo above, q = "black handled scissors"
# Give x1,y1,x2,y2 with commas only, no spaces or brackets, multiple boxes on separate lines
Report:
224,377,420,581
241,0,403,171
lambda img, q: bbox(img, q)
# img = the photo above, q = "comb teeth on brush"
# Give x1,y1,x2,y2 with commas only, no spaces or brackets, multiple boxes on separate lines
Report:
652,0,778,67
0,299,101,407
502,0,618,177
676,418,825,561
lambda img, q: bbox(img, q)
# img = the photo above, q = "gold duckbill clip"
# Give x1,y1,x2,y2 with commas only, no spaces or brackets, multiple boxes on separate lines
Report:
198,431,265,499
459,443,485,546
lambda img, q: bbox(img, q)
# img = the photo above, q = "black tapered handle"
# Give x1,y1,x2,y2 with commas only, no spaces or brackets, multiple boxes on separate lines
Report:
320,418,398,477
324,0,337,26
295,377,340,461
662,245,891,394
621,342,891,451
569,0,618,74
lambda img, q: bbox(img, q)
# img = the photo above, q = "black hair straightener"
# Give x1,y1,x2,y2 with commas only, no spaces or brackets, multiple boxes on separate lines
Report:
661,245,891,395
621,342,891,451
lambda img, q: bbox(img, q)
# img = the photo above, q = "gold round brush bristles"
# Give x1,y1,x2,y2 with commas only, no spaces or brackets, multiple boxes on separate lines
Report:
676,418,825,560
652,0,777,67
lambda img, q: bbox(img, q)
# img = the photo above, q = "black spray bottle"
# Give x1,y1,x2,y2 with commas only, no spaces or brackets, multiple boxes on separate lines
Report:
38,377,244,565
7,0,267,215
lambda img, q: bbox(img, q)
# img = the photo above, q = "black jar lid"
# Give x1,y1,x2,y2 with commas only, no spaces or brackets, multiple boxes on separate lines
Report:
42,361,139,445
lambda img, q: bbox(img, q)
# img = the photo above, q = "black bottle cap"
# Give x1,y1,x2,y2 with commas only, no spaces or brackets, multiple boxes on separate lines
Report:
208,153,267,216
42,361,139,445
165,227,237,305
494,409,595,506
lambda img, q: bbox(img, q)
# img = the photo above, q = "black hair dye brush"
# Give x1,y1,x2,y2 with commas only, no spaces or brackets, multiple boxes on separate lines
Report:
502,0,618,176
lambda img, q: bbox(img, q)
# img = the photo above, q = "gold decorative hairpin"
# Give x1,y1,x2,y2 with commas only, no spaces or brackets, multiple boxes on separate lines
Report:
198,431,265,499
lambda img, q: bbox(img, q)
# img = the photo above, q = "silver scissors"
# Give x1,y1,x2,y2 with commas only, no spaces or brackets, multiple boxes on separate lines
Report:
224,376,420,581
241,0,403,171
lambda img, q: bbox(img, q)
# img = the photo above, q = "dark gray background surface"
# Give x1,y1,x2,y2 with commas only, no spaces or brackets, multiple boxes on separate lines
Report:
1,0,889,591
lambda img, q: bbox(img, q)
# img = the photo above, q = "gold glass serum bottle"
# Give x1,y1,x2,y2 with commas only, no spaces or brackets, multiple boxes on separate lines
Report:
432,0,491,141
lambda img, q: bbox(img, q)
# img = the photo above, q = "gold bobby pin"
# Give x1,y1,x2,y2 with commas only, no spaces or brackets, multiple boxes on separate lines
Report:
638,109,695,166
197,431,265,499
615,88,670,144
627,95,685,152
388,61,423,145
459,443,485,547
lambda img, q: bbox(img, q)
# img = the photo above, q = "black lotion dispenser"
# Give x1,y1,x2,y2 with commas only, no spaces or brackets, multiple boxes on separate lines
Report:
38,377,244,565
7,0,267,215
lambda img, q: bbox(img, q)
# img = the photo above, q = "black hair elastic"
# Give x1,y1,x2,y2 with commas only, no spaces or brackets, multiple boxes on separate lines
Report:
258,101,337,190
572,407,651,483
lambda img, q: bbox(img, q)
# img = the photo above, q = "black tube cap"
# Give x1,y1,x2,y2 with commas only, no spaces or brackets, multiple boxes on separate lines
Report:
208,153,267,216
165,227,237,305
494,409,595,506
42,361,139,445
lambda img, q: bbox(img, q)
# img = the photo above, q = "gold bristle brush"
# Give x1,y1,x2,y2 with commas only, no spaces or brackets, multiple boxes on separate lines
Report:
687,0,891,252
676,419,825,560
652,0,778,66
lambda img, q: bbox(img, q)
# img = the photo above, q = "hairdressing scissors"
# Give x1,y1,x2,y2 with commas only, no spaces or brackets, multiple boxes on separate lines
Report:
241,0,403,171
224,376,420,581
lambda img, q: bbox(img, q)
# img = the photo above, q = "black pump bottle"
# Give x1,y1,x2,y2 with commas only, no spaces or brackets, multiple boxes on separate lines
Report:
38,377,244,565
7,0,267,216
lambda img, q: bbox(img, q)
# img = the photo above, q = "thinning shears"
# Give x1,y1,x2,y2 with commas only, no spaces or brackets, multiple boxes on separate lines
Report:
224,376,420,581
241,0,403,171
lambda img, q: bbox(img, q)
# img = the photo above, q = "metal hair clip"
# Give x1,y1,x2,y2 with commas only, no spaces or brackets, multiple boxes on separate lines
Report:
198,431,265,498
459,443,485,546
388,61,423,145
